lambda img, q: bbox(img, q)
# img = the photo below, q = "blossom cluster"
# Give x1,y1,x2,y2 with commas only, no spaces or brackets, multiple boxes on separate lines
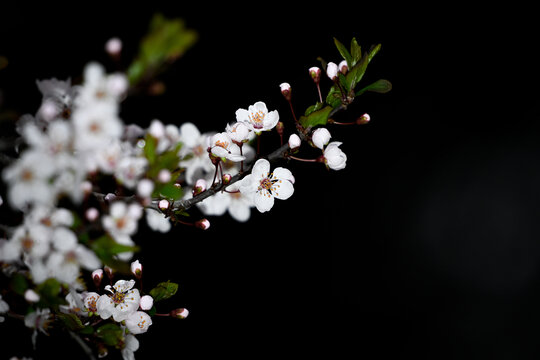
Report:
0,31,388,359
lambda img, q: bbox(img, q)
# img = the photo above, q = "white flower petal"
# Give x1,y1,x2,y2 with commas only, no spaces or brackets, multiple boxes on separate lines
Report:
96,295,114,319
254,191,274,213
113,279,136,293
251,159,270,179
273,179,294,200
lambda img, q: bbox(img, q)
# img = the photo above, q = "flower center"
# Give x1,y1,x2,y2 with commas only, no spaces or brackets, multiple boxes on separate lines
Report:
21,236,34,251
115,217,127,230
86,295,98,312
249,111,265,129
21,169,34,182
89,120,101,133
215,140,229,149
111,291,126,305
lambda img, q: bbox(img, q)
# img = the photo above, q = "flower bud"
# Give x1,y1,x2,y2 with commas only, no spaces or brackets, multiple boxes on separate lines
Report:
139,295,154,310
276,121,284,136
309,67,321,83
24,289,40,303
195,218,210,230
85,207,99,222
326,62,339,81
157,169,171,183
279,82,291,101
356,113,371,125
312,127,332,150
338,60,349,74
130,260,142,279
105,37,122,56
104,266,114,281
158,199,170,211
222,173,232,184
193,179,207,196
170,308,189,319
104,193,117,202
148,119,165,139
288,134,301,150
93,268,104,287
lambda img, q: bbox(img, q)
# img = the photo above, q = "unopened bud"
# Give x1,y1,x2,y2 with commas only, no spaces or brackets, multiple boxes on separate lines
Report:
338,60,348,74
170,308,189,319
193,179,207,196
158,199,170,211
309,67,321,83
276,121,284,136
356,113,371,125
279,82,291,101
139,295,154,310
104,193,116,202
105,37,122,57
326,62,338,81
24,289,40,303
130,260,142,279
104,266,114,281
222,174,232,184
85,208,99,222
157,169,171,183
93,269,104,287
288,134,301,150
195,218,210,230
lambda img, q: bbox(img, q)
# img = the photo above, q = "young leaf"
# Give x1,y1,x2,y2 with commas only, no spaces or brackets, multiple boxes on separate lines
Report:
334,37,353,67
350,38,362,66
96,323,124,347
356,79,393,95
299,106,333,128
57,313,85,331
150,281,179,302
157,183,183,201
304,102,324,117
91,235,139,273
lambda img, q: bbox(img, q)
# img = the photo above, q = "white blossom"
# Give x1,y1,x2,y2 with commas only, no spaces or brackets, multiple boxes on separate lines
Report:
125,311,152,335
239,159,294,213
96,280,140,322
235,101,279,133
114,156,148,189
225,121,252,144
326,62,339,80
121,334,139,360
312,127,331,150
139,295,153,311
145,209,172,233
83,292,100,314
0,295,9,323
178,122,215,184
72,102,123,152
2,150,56,210
288,134,301,149
323,141,347,170
208,132,245,162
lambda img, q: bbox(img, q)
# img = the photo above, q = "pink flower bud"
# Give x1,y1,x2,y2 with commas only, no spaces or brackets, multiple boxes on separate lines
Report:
157,169,171,183
170,308,189,319
158,199,170,211
193,179,207,196
276,122,284,136
279,82,291,101
105,37,122,56
139,295,154,310
130,260,142,279
288,134,301,149
104,266,114,281
92,269,104,287
195,218,210,230
338,60,349,74
326,62,339,81
222,174,232,184
85,208,99,222
309,67,321,83
356,113,371,125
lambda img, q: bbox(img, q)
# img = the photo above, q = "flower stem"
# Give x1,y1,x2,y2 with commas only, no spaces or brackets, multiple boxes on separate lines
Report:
328,119,356,125
316,83,323,103
288,155,320,163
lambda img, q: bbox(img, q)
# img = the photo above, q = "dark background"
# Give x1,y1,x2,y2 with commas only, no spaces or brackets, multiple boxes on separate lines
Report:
1,3,540,359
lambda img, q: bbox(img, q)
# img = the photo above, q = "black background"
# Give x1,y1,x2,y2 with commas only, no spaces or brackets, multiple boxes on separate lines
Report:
1,3,540,359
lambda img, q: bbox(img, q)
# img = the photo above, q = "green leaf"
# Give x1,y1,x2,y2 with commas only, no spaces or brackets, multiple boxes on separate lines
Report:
334,37,353,67
356,79,393,95
96,323,124,347
150,281,178,302
57,313,85,331
91,235,139,273
325,85,343,108
10,273,29,295
304,102,323,117
350,38,362,66
299,106,333,128
157,183,183,201
143,134,157,165
36,278,66,309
